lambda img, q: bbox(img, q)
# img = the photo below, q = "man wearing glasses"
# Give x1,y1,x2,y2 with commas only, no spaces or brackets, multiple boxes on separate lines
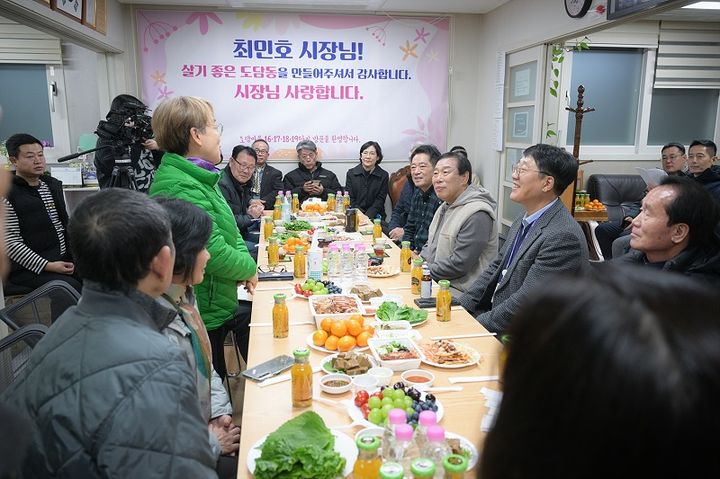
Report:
459,144,588,335
218,145,263,260
251,139,284,207
283,139,342,202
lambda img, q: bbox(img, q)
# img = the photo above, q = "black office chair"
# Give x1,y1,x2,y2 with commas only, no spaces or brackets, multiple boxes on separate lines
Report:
0,280,81,330
0,324,48,393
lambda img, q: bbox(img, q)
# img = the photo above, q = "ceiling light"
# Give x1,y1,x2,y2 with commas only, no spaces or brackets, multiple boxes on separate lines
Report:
682,1,720,10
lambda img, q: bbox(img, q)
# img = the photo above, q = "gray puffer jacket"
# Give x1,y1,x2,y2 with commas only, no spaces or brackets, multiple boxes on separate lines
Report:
0,283,218,478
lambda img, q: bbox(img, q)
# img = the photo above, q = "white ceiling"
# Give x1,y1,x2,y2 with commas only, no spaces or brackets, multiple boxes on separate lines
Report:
116,0,512,14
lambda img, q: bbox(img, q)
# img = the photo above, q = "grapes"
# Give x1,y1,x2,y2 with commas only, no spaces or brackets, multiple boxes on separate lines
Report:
406,387,421,401
425,393,436,403
359,389,437,427
393,381,406,391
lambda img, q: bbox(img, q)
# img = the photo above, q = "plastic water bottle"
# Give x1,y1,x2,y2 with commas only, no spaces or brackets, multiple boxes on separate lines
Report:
307,248,323,281
414,410,437,454
335,190,344,213
390,423,414,472
281,193,291,222
420,425,451,479
353,242,368,284
341,243,354,281
381,409,406,459
327,243,341,282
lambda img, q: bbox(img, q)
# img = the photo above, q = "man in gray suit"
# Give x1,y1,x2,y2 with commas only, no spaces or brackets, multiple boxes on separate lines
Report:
459,144,588,334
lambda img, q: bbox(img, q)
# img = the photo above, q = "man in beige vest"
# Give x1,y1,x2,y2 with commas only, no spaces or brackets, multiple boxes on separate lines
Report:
420,151,498,295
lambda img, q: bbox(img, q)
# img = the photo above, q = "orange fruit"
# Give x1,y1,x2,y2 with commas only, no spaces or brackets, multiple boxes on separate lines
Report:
320,318,334,333
337,335,356,352
312,329,328,346
349,314,365,327
324,335,339,351
356,331,370,347
330,320,348,337
346,319,362,337
362,325,375,337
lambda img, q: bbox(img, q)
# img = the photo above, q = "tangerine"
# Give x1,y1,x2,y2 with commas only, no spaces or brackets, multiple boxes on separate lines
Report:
337,335,357,352
320,317,334,333
362,325,375,337
356,331,371,347
312,329,328,346
330,320,348,337
346,319,362,337
349,314,365,327
324,335,339,351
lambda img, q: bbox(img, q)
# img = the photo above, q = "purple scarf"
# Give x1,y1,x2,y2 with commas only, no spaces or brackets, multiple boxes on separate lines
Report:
186,156,220,173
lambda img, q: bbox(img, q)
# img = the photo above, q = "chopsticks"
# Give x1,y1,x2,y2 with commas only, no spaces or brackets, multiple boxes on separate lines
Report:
249,321,315,327
425,386,463,393
448,375,500,384
257,366,321,387
430,332,497,340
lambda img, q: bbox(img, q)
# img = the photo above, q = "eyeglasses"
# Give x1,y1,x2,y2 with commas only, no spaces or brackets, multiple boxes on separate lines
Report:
512,165,550,176
231,159,255,172
254,148,269,154
207,122,223,134
300,152,317,160
257,265,287,273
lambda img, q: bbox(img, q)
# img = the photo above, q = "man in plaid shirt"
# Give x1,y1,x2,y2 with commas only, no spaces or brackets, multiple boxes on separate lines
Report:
402,144,442,252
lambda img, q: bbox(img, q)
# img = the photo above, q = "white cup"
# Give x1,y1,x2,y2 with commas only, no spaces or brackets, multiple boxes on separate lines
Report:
351,373,379,394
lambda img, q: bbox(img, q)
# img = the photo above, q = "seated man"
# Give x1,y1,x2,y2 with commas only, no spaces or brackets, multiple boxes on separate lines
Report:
387,176,416,241
251,138,284,207
2,133,81,293
596,142,687,259
614,176,720,286
687,139,720,204
421,151,498,295
283,139,342,202
218,145,264,260
0,188,217,477
459,144,589,334
401,144,443,252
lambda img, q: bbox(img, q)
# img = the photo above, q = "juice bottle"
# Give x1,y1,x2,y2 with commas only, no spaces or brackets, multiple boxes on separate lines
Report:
436,280,452,322
353,436,381,479
274,192,283,209
411,258,424,295
372,218,382,239
273,204,281,221
267,236,279,267
379,462,404,479
291,193,300,214
410,458,436,479
442,454,468,479
263,216,273,240
400,241,412,273
291,347,312,407
326,193,336,213
272,293,288,339
293,245,306,278
421,265,432,299
342,191,350,213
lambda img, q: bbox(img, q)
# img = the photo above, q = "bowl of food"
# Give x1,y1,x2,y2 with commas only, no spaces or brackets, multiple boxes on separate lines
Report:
319,373,352,394
367,366,394,387
309,294,365,326
367,337,424,371
400,369,435,390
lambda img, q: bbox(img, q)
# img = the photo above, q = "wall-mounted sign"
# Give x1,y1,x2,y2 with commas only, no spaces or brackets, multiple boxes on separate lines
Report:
607,0,676,21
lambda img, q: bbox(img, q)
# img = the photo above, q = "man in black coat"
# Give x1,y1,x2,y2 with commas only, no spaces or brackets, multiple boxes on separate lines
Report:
251,138,284,207
283,139,342,202
2,133,81,293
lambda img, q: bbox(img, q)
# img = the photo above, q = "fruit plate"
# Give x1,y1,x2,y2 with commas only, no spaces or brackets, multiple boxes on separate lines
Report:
321,352,378,375
418,340,483,369
307,332,370,354
247,429,356,477
343,388,444,429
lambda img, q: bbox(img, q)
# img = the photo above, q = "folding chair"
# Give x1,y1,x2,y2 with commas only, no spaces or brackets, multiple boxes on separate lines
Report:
0,324,48,393
0,280,80,330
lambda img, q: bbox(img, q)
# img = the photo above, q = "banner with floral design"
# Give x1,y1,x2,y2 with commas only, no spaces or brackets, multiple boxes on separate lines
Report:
137,10,449,159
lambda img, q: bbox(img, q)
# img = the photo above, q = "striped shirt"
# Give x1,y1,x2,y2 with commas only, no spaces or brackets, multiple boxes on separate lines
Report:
3,180,66,274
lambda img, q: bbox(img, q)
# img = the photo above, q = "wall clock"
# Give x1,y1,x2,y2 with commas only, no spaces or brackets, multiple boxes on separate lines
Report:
564,0,592,18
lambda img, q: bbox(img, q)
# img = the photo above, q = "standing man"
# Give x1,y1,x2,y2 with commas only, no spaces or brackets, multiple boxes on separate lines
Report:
283,139,342,202
687,139,720,204
1,188,217,478
251,138,284,207
421,151,498,295
2,133,81,293
459,144,588,334
402,144,443,252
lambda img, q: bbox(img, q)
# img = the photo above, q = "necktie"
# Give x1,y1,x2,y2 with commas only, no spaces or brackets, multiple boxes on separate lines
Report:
503,221,530,270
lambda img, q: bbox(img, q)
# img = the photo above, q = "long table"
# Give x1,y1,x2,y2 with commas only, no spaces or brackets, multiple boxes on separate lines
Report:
237,221,502,478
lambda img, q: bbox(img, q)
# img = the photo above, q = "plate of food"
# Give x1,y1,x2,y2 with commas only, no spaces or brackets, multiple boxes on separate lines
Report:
418,339,482,369
309,294,365,324
349,285,383,303
367,265,400,278
375,301,428,327
345,384,443,429
321,351,377,375
307,331,371,354
247,411,356,477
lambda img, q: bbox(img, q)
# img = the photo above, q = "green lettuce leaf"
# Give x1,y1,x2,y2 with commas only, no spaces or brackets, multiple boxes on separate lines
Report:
376,301,428,324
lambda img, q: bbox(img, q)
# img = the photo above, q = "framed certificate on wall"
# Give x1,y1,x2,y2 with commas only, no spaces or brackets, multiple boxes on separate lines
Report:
53,0,83,21
607,0,676,20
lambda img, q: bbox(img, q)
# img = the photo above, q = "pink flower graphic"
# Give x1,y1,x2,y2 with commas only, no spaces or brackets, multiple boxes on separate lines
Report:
157,86,174,100
414,27,430,44
186,12,223,35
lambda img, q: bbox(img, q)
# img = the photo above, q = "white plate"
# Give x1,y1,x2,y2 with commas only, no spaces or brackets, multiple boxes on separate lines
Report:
367,268,400,278
321,352,378,374
344,389,444,429
247,429,356,477
306,332,370,354
419,341,483,369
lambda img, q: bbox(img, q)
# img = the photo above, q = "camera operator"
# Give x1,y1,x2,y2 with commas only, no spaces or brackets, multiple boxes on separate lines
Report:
94,94,163,192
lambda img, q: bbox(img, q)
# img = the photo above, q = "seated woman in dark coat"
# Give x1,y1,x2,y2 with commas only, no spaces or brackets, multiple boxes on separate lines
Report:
345,140,389,221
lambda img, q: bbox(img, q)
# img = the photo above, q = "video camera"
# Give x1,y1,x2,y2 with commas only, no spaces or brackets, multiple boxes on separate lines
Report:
95,98,153,149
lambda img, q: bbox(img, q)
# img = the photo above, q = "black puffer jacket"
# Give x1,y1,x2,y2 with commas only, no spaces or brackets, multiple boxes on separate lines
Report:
282,162,342,202
691,165,720,206
345,163,389,221
218,166,255,239
615,244,720,288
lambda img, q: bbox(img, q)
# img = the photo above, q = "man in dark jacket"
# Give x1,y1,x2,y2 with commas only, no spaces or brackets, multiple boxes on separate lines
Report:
219,145,263,260
2,133,81,293
283,139,342,202
402,144,443,251
687,139,720,205
251,138,284,207
615,175,720,287
0,188,217,478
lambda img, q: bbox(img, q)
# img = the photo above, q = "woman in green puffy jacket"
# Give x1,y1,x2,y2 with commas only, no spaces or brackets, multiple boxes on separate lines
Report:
149,96,257,379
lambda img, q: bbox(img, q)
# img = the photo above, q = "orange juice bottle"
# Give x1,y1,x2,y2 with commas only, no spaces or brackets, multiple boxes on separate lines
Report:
326,193,336,213
411,258,423,295
353,436,382,479
273,204,281,221
263,216,273,240
400,241,412,273
293,245,306,278
372,219,382,239
272,293,288,339
436,280,452,322
291,193,300,214
291,347,312,407
267,236,279,267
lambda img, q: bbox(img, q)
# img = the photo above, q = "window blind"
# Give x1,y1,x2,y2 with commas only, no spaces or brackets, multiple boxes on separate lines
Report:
0,15,61,64
655,21,720,89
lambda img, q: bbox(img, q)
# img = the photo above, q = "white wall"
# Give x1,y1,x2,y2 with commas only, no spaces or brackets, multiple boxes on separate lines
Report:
62,42,103,149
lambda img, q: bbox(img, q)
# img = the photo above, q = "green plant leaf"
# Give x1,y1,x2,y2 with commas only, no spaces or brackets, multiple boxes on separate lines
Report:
550,88,557,97
553,68,559,77
553,80,559,88
546,130,557,137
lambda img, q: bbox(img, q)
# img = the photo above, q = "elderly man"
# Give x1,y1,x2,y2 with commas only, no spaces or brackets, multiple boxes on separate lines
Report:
283,139,342,202
615,176,720,285
687,139,720,204
420,151,497,295
0,188,217,477
401,144,443,252
459,144,588,334
251,138,284,207
219,145,263,259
